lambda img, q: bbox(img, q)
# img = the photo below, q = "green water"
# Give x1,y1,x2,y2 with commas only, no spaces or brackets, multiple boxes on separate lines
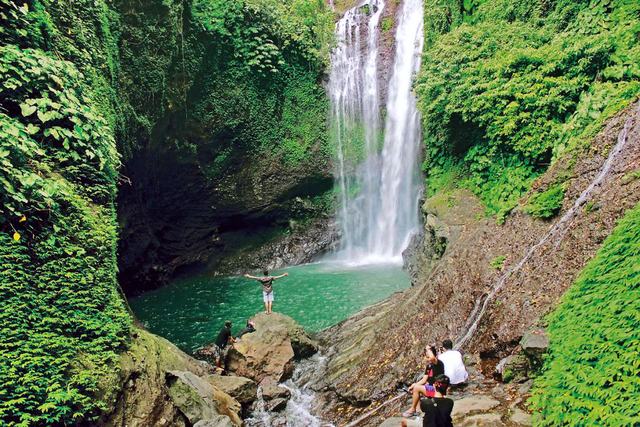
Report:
129,262,410,353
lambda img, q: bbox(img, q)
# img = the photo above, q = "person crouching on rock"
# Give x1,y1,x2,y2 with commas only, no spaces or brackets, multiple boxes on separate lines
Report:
244,270,289,314
214,320,236,372
401,374,454,427
236,318,256,339
402,344,445,418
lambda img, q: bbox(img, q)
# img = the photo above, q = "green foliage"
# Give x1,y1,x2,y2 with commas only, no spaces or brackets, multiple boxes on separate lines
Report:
0,25,129,427
526,185,564,219
490,255,506,270
381,16,394,34
192,0,334,74
417,0,640,215
0,46,118,225
530,202,640,426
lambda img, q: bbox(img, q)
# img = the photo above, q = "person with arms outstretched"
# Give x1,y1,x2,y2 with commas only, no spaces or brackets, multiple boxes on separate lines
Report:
244,270,289,314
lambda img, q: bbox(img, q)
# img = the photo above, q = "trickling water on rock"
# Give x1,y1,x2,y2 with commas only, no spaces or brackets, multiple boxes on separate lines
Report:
456,103,640,349
330,0,424,265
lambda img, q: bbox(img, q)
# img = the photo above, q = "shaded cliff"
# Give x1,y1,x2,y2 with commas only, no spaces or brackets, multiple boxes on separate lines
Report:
114,0,336,295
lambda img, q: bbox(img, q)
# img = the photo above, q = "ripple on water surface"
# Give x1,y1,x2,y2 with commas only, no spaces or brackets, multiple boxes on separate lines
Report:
129,262,410,353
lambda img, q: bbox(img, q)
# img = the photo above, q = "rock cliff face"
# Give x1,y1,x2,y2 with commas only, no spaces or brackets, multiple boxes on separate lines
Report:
315,101,640,426
113,0,336,295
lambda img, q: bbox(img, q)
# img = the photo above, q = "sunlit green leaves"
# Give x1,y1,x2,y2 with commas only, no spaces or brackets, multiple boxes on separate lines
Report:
416,0,640,216
530,202,640,425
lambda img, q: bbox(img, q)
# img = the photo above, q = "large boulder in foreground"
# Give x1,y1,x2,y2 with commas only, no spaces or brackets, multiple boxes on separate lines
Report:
226,312,318,383
96,328,242,427
166,371,242,426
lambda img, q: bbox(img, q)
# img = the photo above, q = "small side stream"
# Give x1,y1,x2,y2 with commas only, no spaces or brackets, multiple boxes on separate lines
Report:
246,355,334,427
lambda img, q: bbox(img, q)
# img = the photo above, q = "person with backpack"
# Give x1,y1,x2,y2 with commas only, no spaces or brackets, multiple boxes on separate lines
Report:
401,374,454,427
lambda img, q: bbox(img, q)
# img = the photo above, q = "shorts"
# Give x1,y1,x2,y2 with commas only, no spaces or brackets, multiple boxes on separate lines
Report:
422,383,435,398
212,344,223,362
263,291,274,302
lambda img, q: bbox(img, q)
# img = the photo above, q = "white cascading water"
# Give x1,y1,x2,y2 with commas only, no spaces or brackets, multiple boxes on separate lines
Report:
331,0,424,265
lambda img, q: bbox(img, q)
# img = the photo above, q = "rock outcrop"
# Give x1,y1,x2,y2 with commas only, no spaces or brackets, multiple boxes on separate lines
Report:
226,312,318,383
96,328,242,427
204,375,258,407
166,371,242,426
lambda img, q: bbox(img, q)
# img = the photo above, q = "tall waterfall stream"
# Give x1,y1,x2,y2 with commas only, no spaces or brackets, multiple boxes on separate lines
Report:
246,0,426,424
331,0,424,265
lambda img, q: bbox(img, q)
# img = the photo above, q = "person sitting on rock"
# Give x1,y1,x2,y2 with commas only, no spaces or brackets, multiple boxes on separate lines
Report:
402,344,445,418
401,374,454,427
438,339,468,389
244,270,289,314
213,320,236,372
236,318,256,339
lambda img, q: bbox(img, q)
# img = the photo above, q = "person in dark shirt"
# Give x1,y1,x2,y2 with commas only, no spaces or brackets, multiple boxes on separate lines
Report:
420,374,454,427
213,321,236,371
402,345,446,418
237,318,256,339
244,270,289,314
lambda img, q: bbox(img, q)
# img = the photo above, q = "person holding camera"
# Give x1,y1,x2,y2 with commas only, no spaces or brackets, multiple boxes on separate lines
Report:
402,344,445,418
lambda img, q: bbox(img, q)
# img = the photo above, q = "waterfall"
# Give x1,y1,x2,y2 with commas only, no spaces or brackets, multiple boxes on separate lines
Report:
330,0,424,265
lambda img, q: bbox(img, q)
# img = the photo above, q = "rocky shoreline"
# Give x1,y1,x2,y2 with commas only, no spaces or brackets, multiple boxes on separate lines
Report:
100,313,319,426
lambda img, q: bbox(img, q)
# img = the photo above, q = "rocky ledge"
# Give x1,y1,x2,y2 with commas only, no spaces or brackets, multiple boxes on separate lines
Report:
102,313,317,426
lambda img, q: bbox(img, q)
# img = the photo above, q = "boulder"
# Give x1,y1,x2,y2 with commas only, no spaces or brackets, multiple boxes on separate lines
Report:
204,375,258,406
495,355,529,383
458,413,506,427
520,329,550,361
271,313,319,359
265,397,288,412
165,371,242,426
259,376,292,401
226,313,317,382
451,396,500,418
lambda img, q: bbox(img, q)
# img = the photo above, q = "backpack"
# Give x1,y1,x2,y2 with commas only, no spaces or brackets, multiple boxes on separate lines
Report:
422,398,453,427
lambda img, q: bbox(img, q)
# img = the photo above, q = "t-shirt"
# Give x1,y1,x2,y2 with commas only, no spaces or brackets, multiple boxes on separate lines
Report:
258,276,274,293
438,350,469,385
424,359,445,385
420,397,454,427
215,326,232,349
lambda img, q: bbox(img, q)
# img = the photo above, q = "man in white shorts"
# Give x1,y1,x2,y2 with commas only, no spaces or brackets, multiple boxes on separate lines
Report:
244,270,289,314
